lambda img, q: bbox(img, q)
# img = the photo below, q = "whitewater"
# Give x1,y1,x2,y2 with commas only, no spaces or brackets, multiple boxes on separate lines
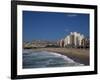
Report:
23,50,84,68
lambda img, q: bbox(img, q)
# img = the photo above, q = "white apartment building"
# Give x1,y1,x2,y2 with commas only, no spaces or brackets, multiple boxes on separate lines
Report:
64,32,85,47
59,39,64,47
64,35,70,47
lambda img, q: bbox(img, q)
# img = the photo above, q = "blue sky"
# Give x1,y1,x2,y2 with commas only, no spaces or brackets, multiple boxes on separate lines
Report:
23,11,89,41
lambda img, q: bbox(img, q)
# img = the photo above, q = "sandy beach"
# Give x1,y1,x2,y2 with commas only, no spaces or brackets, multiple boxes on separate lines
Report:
30,48,89,65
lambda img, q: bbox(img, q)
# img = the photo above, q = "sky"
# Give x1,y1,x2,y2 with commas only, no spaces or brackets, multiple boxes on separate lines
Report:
23,11,89,41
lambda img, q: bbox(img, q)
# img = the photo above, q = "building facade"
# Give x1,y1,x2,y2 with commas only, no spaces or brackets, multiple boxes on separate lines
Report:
59,32,89,48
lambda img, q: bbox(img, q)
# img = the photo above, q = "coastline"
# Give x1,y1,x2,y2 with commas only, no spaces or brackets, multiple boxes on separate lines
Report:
24,48,89,65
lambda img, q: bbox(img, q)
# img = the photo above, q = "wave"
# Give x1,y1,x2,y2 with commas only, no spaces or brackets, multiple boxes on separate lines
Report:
41,51,84,65
23,50,84,68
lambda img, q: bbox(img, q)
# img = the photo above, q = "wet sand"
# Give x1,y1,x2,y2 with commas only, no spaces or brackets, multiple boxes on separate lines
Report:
31,48,89,65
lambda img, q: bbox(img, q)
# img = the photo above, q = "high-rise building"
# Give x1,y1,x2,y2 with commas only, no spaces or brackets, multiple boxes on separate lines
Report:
64,32,85,47
59,39,64,47
58,32,89,48
64,35,70,47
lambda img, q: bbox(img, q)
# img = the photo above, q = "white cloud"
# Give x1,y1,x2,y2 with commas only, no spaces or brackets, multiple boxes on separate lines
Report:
67,14,78,17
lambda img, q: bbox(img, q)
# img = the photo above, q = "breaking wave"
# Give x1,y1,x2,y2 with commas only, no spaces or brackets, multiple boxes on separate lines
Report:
23,50,84,68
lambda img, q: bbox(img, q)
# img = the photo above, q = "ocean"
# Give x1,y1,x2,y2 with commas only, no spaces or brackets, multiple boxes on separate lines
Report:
23,49,84,68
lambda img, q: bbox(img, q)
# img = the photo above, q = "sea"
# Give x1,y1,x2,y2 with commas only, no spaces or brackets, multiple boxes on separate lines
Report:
23,49,84,68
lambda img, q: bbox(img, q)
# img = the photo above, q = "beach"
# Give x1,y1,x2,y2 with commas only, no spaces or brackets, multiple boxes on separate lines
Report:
31,48,89,65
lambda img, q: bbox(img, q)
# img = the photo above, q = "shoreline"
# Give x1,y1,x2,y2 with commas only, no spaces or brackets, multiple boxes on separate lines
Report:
24,48,89,65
